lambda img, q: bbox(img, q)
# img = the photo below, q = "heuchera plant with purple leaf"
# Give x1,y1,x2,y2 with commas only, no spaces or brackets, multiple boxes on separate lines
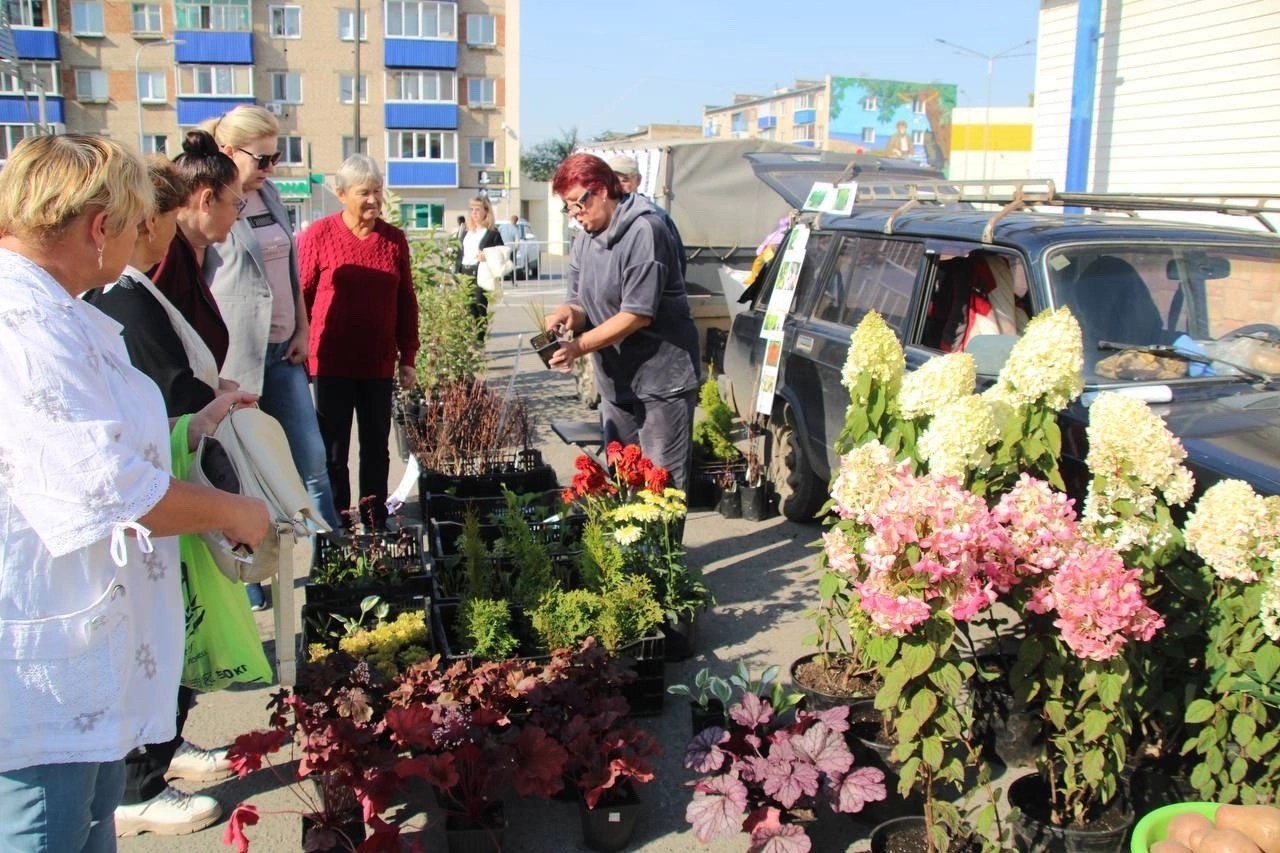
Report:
683,692,887,853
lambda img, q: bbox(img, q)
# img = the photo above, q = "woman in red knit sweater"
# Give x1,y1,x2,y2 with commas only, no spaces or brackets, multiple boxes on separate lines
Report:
297,154,420,530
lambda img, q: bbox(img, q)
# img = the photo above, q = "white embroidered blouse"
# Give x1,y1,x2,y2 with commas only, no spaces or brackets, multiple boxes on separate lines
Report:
0,248,182,773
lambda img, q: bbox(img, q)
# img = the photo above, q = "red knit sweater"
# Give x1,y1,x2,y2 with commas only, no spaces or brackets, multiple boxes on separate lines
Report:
298,214,420,378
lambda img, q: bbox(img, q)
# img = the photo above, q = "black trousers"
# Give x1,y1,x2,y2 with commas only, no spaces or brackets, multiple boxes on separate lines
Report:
315,376,395,529
120,686,195,804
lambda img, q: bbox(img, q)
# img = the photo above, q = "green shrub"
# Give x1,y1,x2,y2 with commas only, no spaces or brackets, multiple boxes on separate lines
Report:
531,588,603,651
693,377,740,462
408,235,486,392
462,597,518,659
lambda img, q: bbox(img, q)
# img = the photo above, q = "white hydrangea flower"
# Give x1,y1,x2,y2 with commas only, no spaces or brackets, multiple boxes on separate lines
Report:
917,394,997,479
895,352,976,421
989,307,1084,411
841,310,904,396
1184,479,1271,583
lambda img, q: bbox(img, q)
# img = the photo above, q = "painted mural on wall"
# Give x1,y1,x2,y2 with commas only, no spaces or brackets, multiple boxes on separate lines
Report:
829,77,958,174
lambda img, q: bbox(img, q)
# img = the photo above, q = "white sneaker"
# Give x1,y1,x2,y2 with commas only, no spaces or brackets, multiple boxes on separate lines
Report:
115,785,221,837
165,740,233,782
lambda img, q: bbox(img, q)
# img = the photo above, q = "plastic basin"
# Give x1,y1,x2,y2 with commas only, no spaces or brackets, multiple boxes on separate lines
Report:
1130,801,1220,852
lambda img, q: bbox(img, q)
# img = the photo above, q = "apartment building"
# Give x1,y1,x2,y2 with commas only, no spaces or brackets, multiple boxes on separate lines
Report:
0,0,519,230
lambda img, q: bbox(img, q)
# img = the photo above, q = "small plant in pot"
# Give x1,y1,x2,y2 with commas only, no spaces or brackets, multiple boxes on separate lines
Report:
740,424,770,521
683,693,888,851
667,667,733,734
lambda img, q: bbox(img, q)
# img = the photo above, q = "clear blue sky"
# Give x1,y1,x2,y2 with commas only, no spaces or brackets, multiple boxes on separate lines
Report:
520,0,1041,146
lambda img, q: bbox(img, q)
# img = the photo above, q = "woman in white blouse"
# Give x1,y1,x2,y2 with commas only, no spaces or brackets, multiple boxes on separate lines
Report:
0,134,269,852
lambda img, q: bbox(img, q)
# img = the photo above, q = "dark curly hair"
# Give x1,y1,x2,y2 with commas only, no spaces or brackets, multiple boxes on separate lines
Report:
171,129,238,202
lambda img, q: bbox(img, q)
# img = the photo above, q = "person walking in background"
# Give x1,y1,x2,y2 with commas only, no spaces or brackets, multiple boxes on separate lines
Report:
84,157,247,838
201,105,341,609
455,194,504,328
0,133,268,853
298,155,420,532
605,154,687,277
543,152,702,491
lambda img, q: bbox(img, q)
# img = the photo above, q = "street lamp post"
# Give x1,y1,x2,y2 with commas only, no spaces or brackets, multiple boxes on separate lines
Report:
934,37,1034,180
135,38,183,153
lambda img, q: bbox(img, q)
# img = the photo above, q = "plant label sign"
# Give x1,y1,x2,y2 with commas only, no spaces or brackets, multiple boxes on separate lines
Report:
754,223,810,416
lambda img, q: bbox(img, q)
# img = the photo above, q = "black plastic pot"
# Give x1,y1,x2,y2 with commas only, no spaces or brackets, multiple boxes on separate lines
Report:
690,698,726,735
740,482,769,520
1008,773,1134,853
663,611,699,662
717,487,742,518
578,784,642,852
300,812,366,851
445,802,506,853
789,652,876,712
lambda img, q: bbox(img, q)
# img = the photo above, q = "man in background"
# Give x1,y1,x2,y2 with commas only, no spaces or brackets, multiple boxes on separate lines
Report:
605,154,687,277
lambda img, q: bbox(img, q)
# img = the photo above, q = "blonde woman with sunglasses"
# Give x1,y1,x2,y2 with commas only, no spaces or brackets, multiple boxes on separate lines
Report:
200,107,340,606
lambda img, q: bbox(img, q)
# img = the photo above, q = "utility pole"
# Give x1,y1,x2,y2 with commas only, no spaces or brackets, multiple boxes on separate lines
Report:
352,0,361,153
934,37,1034,180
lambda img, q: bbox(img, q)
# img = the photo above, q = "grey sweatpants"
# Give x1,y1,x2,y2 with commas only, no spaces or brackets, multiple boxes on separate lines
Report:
598,389,697,493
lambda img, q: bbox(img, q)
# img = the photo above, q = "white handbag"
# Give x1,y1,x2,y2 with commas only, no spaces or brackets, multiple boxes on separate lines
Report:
477,245,515,292
187,405,331,583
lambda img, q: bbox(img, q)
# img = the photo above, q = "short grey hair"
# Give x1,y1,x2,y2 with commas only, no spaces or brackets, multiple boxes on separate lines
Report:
334,154,383,191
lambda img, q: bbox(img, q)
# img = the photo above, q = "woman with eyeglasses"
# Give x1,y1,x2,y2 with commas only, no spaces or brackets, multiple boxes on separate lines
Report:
201,106,340,607
455,193,505,330
543,152,703,493
150,130,244,373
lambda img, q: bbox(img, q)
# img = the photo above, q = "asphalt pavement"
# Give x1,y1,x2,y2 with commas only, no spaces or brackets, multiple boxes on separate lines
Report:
118,284,883,852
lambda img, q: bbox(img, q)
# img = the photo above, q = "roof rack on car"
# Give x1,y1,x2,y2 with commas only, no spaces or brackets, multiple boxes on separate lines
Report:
863,179,1280,240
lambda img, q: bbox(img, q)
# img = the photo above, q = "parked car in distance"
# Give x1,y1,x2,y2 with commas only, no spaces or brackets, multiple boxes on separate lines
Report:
722,181,1280,521
497,218,540,279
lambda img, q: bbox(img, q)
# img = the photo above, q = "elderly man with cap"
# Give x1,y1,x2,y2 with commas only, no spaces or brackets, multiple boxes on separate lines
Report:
605,154,687,277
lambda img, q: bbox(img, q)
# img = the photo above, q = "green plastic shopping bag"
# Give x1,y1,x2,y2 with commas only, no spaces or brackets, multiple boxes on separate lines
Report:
171,416,273,692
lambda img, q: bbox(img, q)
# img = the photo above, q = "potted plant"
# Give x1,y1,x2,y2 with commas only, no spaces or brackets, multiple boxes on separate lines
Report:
667,667,733,734
683,693,889,850
691,376,743,508
562,441,714,668
224,653,403,851
740,424,770,521
1180,478,1280,805
717,464,742,518
307,519,430,605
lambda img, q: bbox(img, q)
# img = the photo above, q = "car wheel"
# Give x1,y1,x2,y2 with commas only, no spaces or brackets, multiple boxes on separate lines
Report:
574,358,600,409
770,416,825,522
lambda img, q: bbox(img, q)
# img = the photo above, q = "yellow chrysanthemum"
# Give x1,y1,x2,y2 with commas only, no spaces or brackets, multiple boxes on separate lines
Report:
612,525,644,545
895,352,976,421
842,310,905,395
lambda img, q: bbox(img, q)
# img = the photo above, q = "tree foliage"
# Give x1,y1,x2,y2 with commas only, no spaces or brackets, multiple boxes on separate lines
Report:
520,127,579,182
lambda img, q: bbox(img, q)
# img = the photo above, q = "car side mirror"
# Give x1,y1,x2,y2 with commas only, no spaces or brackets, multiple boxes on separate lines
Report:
965,335,1019,377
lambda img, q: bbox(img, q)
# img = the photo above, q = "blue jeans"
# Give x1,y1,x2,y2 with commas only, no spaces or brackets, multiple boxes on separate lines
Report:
0,760,124,852
258,341,341,530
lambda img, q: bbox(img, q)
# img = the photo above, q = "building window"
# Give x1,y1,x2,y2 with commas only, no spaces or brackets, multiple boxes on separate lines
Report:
279,135,305,164
174,0,250,31
342,136,368,158
391,130,455,161
0,124,37,160
338,8,366,41
71,1,104,35
137,71,167,102
270,72,302,103
912,97,926,114
338,74,368,104
793,124,814,142
141,134,167,155
400,201,445,229
466,78,495,107
467,137,495,166
75,70,108,103
6,0,48,27
912,130,925,145
466,14,495,46
386,70,454,102
385,1,456,39
131,3,162,33
269,5,301,38
862,96,877,111
177,65,254,97
861,127,877,144
0,62,57,95
794,92,814,110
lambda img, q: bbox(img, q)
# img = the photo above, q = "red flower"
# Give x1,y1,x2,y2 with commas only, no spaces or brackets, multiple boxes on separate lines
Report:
645,465,669,495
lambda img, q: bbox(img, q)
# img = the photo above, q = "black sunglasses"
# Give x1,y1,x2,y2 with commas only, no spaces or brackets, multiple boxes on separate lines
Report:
238,148,282,169
560,189,592,216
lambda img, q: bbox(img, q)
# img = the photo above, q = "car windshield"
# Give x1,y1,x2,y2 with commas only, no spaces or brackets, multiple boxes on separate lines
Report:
1046,243,1280,383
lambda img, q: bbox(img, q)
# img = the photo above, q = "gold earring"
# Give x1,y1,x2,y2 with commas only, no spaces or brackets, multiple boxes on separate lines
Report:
96,244,104,270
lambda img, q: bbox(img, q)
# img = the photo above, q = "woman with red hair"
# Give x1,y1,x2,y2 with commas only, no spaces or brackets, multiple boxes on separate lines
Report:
543,152,701,492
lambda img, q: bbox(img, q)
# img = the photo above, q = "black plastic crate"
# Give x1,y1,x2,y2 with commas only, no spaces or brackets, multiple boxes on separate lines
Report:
430,598,547,664
432,549,584,600
614,632,667,718
307,526,430,604
429,515,586,560
423,487,568,525
416,450,558,503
